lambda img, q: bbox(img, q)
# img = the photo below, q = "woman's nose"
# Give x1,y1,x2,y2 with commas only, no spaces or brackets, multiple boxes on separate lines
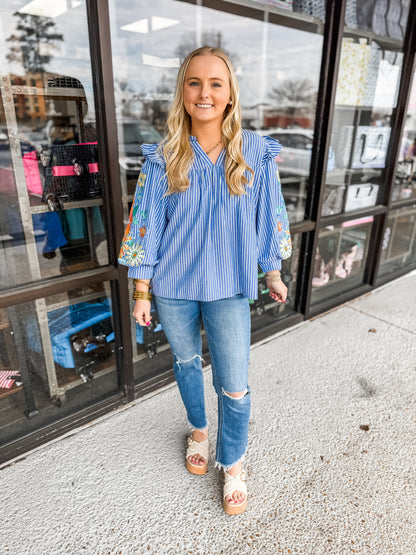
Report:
200,84,210,98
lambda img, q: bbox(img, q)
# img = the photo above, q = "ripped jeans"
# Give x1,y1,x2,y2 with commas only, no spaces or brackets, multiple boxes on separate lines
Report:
154,294,251,470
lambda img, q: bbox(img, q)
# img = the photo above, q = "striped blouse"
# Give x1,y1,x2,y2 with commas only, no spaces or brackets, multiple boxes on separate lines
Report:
118,129,291,301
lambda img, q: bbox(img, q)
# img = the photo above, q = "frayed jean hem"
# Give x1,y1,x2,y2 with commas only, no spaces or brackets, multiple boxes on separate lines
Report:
214,451,246,472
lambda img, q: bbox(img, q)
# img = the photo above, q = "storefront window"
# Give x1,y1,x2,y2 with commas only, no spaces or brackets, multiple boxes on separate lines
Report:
392,70,416,203
311,216,373,305
0,283,119,447
110,0,323,374
321,2,408,218
110,0,323,224
378,206,416,278
0,1,109,290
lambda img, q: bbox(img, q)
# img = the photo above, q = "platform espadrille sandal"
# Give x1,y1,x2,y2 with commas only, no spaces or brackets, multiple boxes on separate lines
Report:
186,435,209,475
223,469,247,515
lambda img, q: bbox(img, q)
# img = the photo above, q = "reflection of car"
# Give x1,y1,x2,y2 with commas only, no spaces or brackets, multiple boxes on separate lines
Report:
118,119,163,177
256,128,335,177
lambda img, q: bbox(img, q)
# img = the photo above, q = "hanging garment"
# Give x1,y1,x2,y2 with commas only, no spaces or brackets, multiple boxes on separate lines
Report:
292,0,325,19
356,0,388,36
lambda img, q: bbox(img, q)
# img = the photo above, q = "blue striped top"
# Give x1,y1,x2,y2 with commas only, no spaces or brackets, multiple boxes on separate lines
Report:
118,129,291,301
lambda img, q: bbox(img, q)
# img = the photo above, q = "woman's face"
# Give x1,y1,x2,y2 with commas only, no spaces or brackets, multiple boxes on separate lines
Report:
183,54,231,130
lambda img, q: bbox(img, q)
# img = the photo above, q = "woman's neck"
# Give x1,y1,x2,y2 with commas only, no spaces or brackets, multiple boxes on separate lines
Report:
191,122,222,147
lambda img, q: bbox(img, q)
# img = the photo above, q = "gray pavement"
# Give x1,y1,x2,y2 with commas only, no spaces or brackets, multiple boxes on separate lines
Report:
1,271,416,555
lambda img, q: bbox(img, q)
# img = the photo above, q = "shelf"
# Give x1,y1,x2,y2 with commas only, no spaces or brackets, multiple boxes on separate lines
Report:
11,85,86,100
30,198,104,213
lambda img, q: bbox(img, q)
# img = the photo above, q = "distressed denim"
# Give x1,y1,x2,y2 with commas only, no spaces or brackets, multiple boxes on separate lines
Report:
154,294,251,469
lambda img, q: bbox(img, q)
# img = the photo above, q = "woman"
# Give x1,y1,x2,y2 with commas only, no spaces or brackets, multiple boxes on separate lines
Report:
119,46,291,515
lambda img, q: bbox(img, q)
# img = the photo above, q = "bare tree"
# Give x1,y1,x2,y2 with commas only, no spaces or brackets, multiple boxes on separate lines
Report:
270,78,316,110
6,12,63,73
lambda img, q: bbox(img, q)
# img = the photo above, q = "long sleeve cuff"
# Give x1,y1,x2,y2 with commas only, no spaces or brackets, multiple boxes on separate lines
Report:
259,259,282,273
127,265,154,279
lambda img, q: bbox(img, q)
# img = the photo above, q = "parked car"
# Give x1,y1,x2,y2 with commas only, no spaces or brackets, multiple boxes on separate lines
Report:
256,128,335,177
118,119,163,192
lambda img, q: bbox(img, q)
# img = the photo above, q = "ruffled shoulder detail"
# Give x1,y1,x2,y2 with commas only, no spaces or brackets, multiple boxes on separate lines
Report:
141,143,166,167
241,129,282,169
261,135,282,166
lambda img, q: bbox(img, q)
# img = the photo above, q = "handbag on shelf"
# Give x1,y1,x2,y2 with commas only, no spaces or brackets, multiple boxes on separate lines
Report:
335,126,390,169
372,54,401,108
352,126,391,169
344,183,380,212
335,38,371,106
41,142,102,210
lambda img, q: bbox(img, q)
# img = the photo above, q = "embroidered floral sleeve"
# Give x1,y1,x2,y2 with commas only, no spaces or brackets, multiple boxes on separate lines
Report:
118,154,168,279
256,136,292,273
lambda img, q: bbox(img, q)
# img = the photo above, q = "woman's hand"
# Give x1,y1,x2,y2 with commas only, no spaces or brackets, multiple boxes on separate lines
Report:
133,300,152,327
268,279,287,303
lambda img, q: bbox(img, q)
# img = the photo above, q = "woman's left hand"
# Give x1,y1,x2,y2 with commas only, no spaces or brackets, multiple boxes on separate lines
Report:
268,280,287,303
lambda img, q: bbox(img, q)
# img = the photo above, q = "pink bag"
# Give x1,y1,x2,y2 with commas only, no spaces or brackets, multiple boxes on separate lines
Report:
23,150,43,195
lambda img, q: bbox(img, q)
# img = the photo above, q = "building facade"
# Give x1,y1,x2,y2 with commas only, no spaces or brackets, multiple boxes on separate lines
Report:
0,0,415,463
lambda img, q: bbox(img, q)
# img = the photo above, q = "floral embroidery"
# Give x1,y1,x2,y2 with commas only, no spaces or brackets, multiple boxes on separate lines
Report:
140,226,146,237
140,209,148,220
121,242,145,266
276,206,283,216
122,223,131,243
279,235,292,259
138,172,146,188
278,221,282,232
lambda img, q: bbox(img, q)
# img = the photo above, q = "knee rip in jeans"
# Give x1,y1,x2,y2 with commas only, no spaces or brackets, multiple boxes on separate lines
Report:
222,388,249,400
173,353,204,371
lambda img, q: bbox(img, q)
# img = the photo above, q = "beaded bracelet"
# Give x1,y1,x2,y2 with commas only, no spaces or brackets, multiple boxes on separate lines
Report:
133,290,153,301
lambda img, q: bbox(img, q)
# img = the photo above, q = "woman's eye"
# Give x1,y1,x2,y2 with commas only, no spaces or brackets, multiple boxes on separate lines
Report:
189,81,199,87
212,83,221,88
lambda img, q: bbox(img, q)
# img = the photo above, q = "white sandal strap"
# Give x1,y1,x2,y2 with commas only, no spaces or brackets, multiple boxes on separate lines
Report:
186,437,209,461
223,470,247,500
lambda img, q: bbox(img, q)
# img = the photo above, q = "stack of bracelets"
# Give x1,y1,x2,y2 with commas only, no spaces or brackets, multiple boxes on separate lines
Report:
265,270,281,284
132,278,153,301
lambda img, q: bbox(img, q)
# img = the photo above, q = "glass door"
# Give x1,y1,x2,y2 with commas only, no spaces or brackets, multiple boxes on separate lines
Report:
0,1,120,446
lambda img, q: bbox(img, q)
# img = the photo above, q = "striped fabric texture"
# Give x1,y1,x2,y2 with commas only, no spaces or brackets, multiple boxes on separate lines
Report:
118,129,291,301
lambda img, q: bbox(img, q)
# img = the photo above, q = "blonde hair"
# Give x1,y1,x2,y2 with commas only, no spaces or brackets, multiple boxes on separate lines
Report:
162,46,253,196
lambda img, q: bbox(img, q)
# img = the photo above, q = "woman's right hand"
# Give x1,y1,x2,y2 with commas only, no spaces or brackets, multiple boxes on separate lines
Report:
133,300,152,327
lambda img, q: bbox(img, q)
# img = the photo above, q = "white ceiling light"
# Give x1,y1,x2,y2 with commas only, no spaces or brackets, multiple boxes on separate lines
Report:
151,16,179,31
142,54,180,68
19,0,68,18
121,18,149,34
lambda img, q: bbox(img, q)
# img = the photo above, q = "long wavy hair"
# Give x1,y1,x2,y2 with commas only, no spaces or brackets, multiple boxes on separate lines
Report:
162,46,254,196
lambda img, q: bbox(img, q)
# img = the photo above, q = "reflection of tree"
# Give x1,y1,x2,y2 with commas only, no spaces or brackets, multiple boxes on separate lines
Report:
6,13,63,73
270,78,316,114
174,30,237,64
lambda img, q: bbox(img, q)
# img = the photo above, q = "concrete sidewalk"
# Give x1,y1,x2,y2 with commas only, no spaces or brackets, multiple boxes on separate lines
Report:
1,272,416,555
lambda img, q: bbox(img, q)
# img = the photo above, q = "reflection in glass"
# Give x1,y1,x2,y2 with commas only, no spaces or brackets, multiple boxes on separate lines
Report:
110,0,323,225
0,284,118,447
0,1,109,290
379,207,416,277
322,37,403,217
392,70,416,203
311,217,373,305
250,233,300,332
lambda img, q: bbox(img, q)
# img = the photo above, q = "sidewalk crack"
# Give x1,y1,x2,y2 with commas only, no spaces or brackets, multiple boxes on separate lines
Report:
347,305,416,336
